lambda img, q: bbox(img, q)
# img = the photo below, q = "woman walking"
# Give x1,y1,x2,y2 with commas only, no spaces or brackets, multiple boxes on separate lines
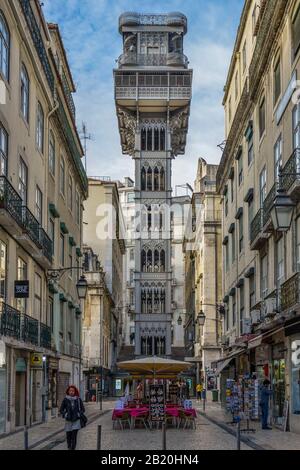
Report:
60,385,85,450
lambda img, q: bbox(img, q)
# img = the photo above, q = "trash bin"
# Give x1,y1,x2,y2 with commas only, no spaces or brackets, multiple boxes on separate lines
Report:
212,389,219,402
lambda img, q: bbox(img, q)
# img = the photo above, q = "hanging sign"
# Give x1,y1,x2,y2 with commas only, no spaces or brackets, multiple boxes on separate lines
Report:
149,384,165,422
14,281,29,299
30,353,43,369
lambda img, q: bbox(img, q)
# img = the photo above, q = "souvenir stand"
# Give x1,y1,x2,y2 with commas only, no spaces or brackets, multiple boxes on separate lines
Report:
225,375,259,433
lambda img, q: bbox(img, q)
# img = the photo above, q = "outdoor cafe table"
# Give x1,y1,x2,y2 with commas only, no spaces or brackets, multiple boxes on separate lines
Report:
112,406,197,421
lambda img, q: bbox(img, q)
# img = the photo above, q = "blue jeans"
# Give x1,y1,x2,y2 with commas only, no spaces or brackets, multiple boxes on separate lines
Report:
261,403,269,429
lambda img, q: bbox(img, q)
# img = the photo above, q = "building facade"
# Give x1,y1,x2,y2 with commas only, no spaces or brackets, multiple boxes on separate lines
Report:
114,12,192,357
217,0,300,433
0,0,87,434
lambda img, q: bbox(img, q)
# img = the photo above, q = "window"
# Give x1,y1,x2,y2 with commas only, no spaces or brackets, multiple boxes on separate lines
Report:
248,198,254,240
293,104,300,151
19,157,28,204
0,124,8,176
260,167,267,207
261,255,268,299
68,244,73,279
68,307,73,346
49,218,55,255
235,71,239,100
296,217,300,271
35,186,43,224
249,275,255,309
225,242,229,273
274,58,281,104
36,102,44,153
292,5,300,57
130,248,134,261
224,189,228,217
75,190,80,225
60,233,65,267
49,297,54,333
0,11,10,80
21,64,29,122
248,131,254,166
239,214,244,253
231,228,236,263
238,151,243,186
0,240,6,300
127,192,135,203
242,41,247,72
259,97,266,139
49,130,55,175
34,273,42,321
60,157,65,195
68,174,73,211
252,6,257,37
231,176,234,202
17,258,27,314
228,97,232,123
59,301,64,335
274,135,282,182
240,285,245,334
276,237,285,286
232,295,236,326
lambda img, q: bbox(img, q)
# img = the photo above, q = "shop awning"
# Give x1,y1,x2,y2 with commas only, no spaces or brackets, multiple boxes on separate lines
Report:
248,335,262,350
215,357,233,376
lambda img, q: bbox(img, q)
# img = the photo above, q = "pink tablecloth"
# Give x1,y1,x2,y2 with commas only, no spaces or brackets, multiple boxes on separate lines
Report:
112,407,149,420
166,407,197,418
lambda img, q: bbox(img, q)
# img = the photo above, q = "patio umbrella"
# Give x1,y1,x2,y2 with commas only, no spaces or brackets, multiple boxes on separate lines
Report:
117,356,192,376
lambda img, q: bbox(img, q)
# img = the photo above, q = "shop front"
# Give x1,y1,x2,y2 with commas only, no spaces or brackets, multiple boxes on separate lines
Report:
0,341,6,434
285,319,300,434
271,340,286,427
84,367,111,401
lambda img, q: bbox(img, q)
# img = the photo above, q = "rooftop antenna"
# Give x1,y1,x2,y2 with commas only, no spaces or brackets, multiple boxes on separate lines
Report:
79,122,93,173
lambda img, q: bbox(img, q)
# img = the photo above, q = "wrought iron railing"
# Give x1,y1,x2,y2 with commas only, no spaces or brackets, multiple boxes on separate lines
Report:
263,182,278,227
22,314,39,346
0,176,23,226
19,0,54,94
22,206,42,248
0,303,21,339
56,97,88,193
281,273,300,311
250,208,264,244
61,69,76,120
40,228,53,262
281,148,300,193
40,322,52,350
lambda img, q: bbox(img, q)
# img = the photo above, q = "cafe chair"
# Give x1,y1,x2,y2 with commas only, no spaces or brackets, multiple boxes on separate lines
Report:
115,411,132,430
177,410,196,430
132,412,149,430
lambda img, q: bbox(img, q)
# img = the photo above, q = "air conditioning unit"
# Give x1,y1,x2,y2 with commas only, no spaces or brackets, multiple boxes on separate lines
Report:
241,319,252,335
250,309,261,326
262,297,277,318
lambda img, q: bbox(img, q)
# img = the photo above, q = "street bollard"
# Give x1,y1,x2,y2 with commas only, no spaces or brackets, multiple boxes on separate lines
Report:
24,426,29,450
236,419,241,451
202,389,206,413
162,422,167,451
97,425,102,451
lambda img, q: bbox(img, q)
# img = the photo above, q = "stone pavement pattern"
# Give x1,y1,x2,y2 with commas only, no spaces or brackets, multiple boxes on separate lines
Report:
0,401,114,451
195,399,300,451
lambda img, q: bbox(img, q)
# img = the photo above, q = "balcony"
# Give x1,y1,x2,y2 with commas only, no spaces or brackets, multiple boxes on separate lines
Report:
0,176,53,267
0,303,54,351
250,209,268,249
118,52,188,68
262,182,278,231
281,148,300,201
281,273,300,312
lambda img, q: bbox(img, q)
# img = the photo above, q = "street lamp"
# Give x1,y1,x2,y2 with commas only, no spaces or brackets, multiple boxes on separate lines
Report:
197,311,206,327
177,316,183,326
76,275,88,300
271,187,295,232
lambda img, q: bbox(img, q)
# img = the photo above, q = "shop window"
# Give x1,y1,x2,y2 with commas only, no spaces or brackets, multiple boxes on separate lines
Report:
291,339,300,415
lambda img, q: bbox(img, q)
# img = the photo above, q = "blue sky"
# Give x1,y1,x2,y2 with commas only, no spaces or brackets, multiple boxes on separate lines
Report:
43,0,244,189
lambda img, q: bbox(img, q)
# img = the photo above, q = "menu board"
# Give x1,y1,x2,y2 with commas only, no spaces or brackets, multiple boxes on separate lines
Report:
149,384,165,422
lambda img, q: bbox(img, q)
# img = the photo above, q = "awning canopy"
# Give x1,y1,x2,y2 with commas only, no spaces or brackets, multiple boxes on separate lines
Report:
213,348,246,376
117,356,192,376
215,357,233,376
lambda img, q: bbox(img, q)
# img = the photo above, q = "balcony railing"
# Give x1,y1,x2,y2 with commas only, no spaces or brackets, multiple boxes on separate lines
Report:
0,303,21,339
40,228,53,262
282,148,300,193
263,182,278,227
22,206,42,248
281,273,300,311
22,314,39,346
40,322,52,350
118,53,188,68
0,176,23,226
61,70,76,120
250,208,264,245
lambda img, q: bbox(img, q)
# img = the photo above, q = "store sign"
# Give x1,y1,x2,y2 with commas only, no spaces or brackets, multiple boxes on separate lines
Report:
149,384,165,422
292,340,300,367
30,353,43,369
14,281,29,299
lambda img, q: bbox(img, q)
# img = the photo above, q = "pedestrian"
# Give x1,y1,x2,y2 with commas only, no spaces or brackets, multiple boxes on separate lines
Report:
60,385,85,450
196,382,203,401
259,379,273,430
136,380,144,404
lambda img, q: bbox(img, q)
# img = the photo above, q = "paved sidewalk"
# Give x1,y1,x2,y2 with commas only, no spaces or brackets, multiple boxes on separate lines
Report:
0,400,114,451
195,399,300,451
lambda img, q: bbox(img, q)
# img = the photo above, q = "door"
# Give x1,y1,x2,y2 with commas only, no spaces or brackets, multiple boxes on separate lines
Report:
15,372,26,427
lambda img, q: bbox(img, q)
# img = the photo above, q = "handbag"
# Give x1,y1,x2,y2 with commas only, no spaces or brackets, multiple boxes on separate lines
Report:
79,399,88,428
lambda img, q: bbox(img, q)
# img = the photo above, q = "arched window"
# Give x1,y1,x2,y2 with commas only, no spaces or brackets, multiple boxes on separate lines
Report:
160,127,166,151
21,64,30,122
49,130,55,175
147,167,152,191
160,167,165,191
141,128,147,151
154,250,160,272
154,167,159,191
147,206,152,230
36,102,44,153
160,250,165,272
141,250,147,272
154,128,159,151
147,250,152,272
0,11,10,81
147,127,153,151
141,167,146,190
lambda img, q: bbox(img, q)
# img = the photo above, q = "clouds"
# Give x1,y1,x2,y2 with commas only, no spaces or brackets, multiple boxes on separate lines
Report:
43,0,243,188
